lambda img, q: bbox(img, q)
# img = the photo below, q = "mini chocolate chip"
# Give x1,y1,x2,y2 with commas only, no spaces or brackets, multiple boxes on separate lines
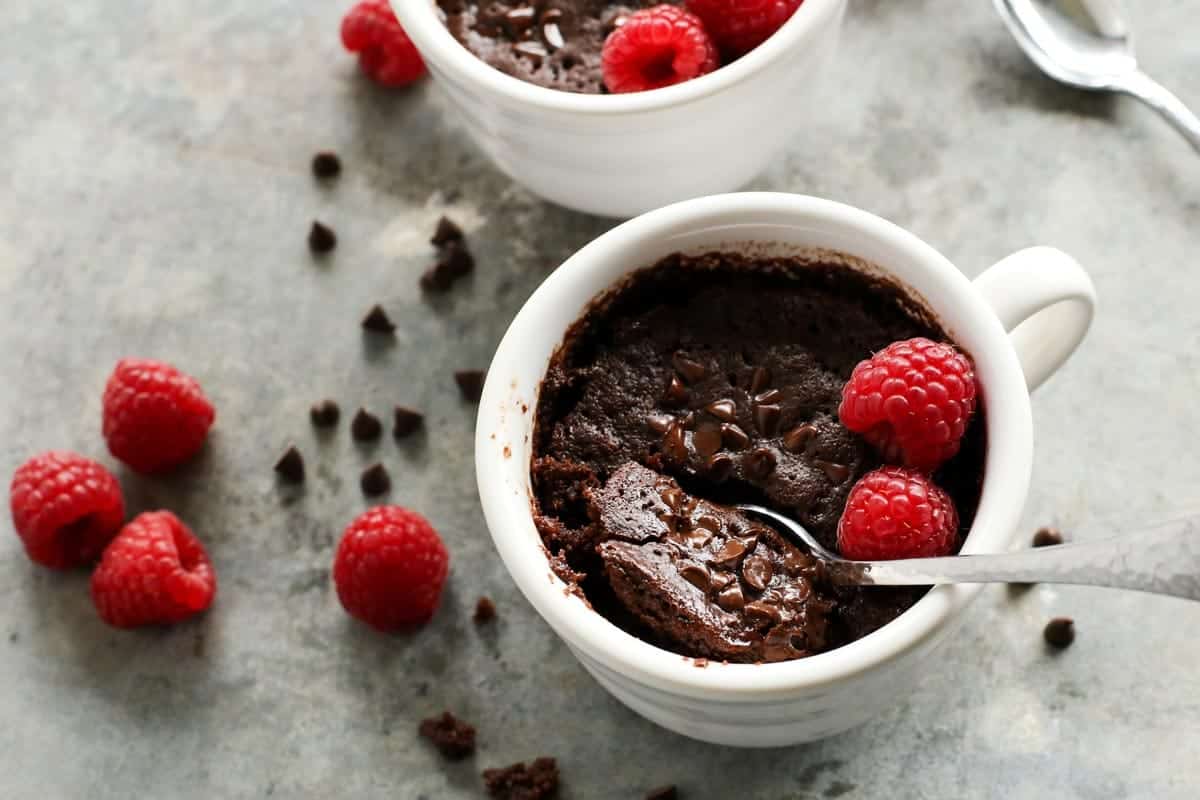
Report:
645,786,677,800
474,596,497,624
711,539,748,567
716,584,745,612
753,404,781,436
361,304,396,334
707,453,734,482
647,414,674,434
783,424,817,453
741,552,774,592
513,40,549,63
311,151,341,179
393,406,424,438
692,424,722,458
721,423,751,450
755,388,783,405
431,215,464,246
310,399,340,428
1044,617,1075,648
1033,527,1064,548
662,375,688,406
662,422,688,464
744,601,782,626
274,446,305,482
749,366,771,394
360,463,391,496
672,353,708,384
815,459,850,484
542,21,564,49
351,408,383,441
454,370,485,402
704,399,737,422
660,486,684,511
678,562,710,592
744,447,777,480
308,221,336,254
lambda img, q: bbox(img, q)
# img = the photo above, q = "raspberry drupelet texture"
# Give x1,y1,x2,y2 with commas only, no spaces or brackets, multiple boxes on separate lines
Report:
9,451,125,569
601,6,719,94
838,337,977,472
686,0,805,56
341,0,427,87
102,358,215,474
837,467,959,561
91,511,217,628
333,506,450,632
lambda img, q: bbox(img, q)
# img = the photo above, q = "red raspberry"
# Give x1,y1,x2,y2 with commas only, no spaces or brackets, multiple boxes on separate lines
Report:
685,0,804,57
333,506,449,632
9,451,125,569
838,338,977,472
341,0,426,87
601,5,719,94
102,359,215,474
91,511,217,628
837,467,959,561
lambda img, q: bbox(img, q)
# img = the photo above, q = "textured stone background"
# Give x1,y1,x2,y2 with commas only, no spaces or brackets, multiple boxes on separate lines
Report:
2,1,1198,798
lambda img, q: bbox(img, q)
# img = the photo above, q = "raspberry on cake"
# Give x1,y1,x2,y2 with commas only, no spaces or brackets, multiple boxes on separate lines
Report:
102,358,215,474
686,0,804,56
9,451,125,569
601,6,718,93
341,0,427,87
837,467,959,561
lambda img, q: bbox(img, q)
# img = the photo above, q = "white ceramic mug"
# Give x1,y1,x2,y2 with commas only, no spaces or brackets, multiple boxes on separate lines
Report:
391,0,847,217
475,193,1096,747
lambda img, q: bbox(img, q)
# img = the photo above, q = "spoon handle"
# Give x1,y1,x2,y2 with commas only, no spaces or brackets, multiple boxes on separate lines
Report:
1116,70,1200,153
845,515,1200,600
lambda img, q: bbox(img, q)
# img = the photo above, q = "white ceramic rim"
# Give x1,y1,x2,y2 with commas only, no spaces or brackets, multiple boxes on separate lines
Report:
392,0,844,114
476,193,1033,700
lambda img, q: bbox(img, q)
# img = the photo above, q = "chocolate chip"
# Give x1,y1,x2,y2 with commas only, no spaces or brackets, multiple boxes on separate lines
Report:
753,404,781,436
744,601,782,626
474,596,497,624
310,399,340,428
755,388,783,405
716,584,745,612
1044,617,1075,648
503,6,537,36
721,423,750,450
1033,527,1064,548
311,151,341,179
513,40,549,63
815,459,850,484
692,424,722,458
680,411,697,430
694,515,722,534
308,221,336,254
741,552,774,592
645,787,677,800
393,406,424,438
419,711,476,760
455,370,486,402
361,304,396,334
360,463,391,496
706,453,734,482
483,757,559,799
678,562,710,592
783,424,817,453
431,215,464,246
660,486,684,511
662,375,688,406
542,21,564,49
274,446,304,482
440,241,475,277
711,539,747,567
662,422,687,464
749,366,771,394
744,447,777,480
351,408,383,441
704,399,737,422
647,414,674,434
672,353,708,384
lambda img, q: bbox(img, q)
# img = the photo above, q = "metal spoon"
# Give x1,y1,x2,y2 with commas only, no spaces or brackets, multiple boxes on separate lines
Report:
993,0,1200,152
737,505,1200,601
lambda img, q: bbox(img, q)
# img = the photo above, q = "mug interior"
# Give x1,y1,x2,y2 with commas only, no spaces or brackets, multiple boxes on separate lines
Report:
476,193,1033,699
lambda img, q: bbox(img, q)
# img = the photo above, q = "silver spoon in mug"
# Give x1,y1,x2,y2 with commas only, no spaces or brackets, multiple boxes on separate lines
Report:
737,505,1200,601
993,0,1200,153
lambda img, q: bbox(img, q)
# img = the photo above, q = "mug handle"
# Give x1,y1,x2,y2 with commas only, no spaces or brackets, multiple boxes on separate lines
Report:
972,247,1097,392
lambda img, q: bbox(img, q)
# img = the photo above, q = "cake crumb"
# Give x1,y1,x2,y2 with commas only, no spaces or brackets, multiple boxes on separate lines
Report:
482,757,559,799
419,711,476,760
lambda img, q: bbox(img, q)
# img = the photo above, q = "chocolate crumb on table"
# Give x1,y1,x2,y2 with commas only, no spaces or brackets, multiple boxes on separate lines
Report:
431,215,464,246
308,220,336,253
393,406,424,438
360,463,391,496
1032,527,1065,547
418,711,477,760
361,304,396,334
474,596,497,623
311,151,341,179
273,445,305,482
1044,617,1075,649
482,757,559,800
645,787,678,800
310,399,341,428
351,408,383,441
455,370,486,402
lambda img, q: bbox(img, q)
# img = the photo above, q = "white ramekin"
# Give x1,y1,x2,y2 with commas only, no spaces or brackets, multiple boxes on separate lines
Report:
475,193,1096,746
392,0,847,217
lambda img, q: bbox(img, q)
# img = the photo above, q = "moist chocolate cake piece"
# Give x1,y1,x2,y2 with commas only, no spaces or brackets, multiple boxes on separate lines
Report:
592,463,835,663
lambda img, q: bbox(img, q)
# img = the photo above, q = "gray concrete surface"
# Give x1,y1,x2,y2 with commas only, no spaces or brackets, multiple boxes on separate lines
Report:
2,0,1198,797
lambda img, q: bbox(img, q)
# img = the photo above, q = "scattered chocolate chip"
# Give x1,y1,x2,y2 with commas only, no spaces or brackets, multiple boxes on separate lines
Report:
716,584,745,612
704,399,737,422
680,411,697,430
513,40,549,64
662,422,688,464
647,414,674,434
749,366,771,394
274,446,305,483
419,711,477,760
431,215,464,246
706,453,734,482
744,601,782,626
660,486,684,511
662,375,688,406
1033,527,1064,548
692,425,722,458
755,389,784,405
310,399,340,428
361,304,396,334
542,21,564,49
672,353,708,384
311,151,341,179
308,221,336,254
1044,617,1075,649
393,406,424,438
504,6,537,36
351,408,383,441
678,562,710,592
474,596,497,624
360,463,391,496
744,447,777,480
421,242,475,292
646,787,677,800
815,459,850,485
455,370,486,402
711,539,747,567
753,404,781,436
741,552,774,592
783,424,817,453
720,423,750,450
483,757,559,800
